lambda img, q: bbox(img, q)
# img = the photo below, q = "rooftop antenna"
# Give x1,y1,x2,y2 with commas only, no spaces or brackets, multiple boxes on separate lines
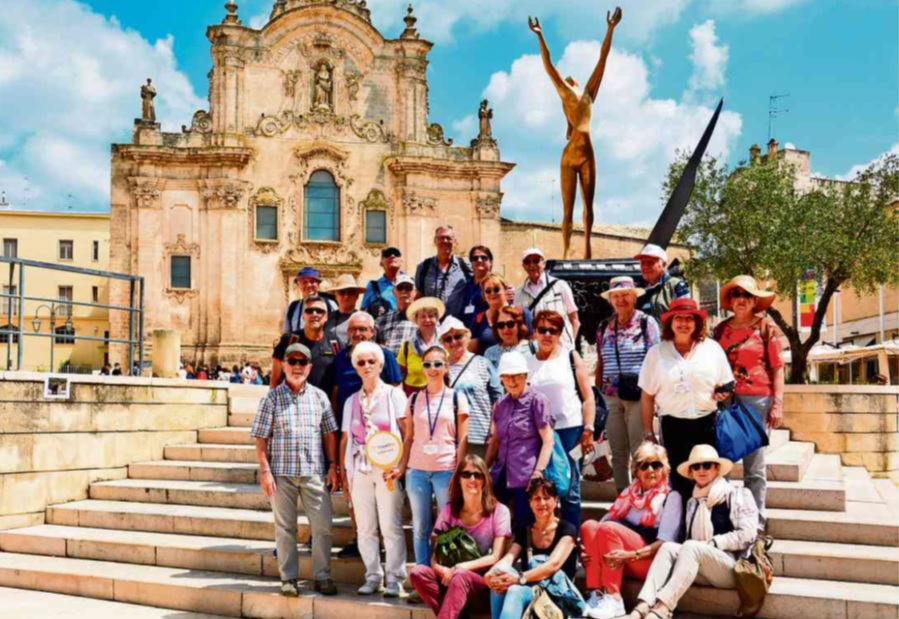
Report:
768,93,790,140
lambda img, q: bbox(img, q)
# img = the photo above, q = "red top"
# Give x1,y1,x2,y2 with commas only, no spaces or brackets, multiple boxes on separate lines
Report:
714,316,784,397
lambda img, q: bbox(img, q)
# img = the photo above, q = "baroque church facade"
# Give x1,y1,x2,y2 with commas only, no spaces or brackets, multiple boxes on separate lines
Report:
109,0,514,364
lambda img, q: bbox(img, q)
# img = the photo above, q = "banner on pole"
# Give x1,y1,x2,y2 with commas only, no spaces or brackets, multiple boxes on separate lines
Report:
799,269,817,332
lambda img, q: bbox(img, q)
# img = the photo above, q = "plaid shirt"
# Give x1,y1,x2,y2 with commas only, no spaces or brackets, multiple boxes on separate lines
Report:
375,309,418,356
250,382,337,478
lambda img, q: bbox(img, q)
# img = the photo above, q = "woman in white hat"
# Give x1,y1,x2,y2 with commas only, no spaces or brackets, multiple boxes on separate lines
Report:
596,276,661,492
713,275,784,530
398,297,445,396
629,444,759,619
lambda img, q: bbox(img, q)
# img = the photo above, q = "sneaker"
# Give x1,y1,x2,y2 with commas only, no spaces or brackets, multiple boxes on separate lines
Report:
584,591,603,613
357,578,382,596
406,589,423,604
337,539,361,559
588,594,626,619
314,578,338,596
383,581,403,598
280,580,299,597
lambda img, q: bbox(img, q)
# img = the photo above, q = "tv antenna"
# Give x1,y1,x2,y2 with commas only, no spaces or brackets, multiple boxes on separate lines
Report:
768,93,790,140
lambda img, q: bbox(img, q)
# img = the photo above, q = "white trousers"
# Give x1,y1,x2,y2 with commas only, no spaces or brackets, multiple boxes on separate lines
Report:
351,469,408,584
638,541,736,610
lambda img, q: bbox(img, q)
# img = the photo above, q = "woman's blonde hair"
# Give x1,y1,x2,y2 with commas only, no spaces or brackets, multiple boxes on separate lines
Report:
480,273,508,293
631,442,671,480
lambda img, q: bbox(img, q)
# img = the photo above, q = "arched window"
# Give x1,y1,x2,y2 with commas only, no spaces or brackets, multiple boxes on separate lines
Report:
305,170,339,241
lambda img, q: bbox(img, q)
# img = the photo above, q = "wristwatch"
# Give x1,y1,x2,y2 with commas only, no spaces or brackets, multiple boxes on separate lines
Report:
519,574,528,586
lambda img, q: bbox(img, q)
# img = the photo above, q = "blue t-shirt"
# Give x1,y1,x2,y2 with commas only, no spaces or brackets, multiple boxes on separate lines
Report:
330,345,403,424
460,279,489,330
361,275,399,313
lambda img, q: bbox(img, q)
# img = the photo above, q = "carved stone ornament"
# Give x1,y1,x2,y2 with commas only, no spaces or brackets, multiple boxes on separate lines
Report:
182,110,213,134
281,0,372,25
201,181,247,210
345,71,361,101
402,191,437,216
165,288,199,305
476,194,502,219
396,57,427,81
283,70,301,98
291,142,351,186
359,189,396,256
165,233,201,259
249,187,283,253
311,60,333,112
129,178,162,209
255,109,348,139
426,123,453,146
350,115,394,143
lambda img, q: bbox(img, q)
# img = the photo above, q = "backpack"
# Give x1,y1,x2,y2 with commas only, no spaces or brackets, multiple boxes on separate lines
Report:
734,535,775,617
366,279,393,319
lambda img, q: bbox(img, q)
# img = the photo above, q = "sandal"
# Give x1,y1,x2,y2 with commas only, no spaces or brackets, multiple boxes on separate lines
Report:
629,601,651,619
647,606,672,619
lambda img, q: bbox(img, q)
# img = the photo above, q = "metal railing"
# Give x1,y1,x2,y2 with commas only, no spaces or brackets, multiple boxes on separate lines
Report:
0,257,144,373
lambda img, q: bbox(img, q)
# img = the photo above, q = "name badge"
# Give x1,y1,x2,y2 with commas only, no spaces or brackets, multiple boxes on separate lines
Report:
423,443,439,455
464,304,475,314
674,381,691,394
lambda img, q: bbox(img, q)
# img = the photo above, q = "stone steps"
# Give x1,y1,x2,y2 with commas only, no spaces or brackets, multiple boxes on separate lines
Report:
770,539,899,586
731,440,815,481
766,501,899,547
164,444,256,464
2,551,897,619
228,413,254,428
198,428,254,445
129,461,260,484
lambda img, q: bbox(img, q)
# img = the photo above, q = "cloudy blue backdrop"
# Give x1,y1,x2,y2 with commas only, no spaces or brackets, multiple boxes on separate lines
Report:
0,0,895,226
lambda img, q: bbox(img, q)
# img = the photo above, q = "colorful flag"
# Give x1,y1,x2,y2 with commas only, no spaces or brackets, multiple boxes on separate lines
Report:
799,269,817,330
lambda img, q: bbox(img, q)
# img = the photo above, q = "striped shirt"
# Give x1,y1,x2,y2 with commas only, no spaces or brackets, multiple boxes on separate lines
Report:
375,309,418,356
448,354,503,445
250,382,338,478
597,310,660,397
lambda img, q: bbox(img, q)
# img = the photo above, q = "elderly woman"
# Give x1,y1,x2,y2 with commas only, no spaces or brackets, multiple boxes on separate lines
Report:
469,274,534,354
596,276,661,492
486,351,554,524
484,305,534,368
579,443,682,619
409,455,512,619
485,478,585,619
713,275,784,530
395,345,471,572
398,297,445,395
630,445,758,619
439,317,503,461
638,298,734,498
339,341,409,597
528,310,596,527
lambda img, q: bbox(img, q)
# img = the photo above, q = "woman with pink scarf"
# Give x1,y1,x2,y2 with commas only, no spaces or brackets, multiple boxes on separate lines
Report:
579,443,683,619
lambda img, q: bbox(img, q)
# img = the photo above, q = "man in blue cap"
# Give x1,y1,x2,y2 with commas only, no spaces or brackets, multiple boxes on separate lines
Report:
283,266,338,333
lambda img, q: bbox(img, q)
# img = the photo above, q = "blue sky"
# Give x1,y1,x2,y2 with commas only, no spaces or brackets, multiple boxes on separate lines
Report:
0,0,895,226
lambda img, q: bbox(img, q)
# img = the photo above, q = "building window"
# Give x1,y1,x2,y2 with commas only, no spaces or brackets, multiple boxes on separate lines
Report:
92,240,100,262
59,240,74,261
0,324,17,344
2,285,16,316
54,325,75,345
304,170,339,241
171,256,191,289
255,205,278,241
365,210,387,244
92,286,99,303
58,286,73,317
2,238,17,258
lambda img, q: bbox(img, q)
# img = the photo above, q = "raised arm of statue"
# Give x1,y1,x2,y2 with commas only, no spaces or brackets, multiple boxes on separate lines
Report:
528,16,570,101
585,7,622,102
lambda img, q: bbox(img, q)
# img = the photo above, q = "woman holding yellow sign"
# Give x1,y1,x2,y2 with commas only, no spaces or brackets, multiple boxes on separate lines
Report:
339,341,409,598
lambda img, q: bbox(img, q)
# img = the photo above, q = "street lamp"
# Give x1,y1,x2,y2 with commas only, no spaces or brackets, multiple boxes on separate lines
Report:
32,303,73,372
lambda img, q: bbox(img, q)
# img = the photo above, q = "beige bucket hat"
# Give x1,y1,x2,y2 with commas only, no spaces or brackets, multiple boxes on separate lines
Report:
676,444,734,480
720,275,775,312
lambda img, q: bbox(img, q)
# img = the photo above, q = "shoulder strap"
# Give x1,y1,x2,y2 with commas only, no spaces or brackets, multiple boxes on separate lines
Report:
415,258,433,293
528,277,559,312
459,257,473,278
639,315,649,342
450,355,477,388
410,390,419,413
569,350,585,403
712,316,733,341
372,279,381,297
288,299,302,329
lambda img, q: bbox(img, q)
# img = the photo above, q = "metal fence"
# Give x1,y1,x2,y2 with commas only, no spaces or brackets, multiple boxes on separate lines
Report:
0,257,145,373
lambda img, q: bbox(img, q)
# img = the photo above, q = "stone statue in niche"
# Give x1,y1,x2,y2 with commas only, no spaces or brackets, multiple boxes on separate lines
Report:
478,99,493,138
312,62,333,112
140,78,157,122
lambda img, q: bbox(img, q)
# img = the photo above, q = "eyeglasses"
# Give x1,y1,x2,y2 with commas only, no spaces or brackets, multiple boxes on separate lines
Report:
459,471,485,480
471,255,491,263
523,258,542,265
496,320,517,330
355,359,378,367
484,287,503,295
537,327,560,336
731,289,754,299
436,235,454,242
303,307,326,315
638,460,664,472
286,358,311,367
689,462,716,472
441,333,466,343
422,361,446,369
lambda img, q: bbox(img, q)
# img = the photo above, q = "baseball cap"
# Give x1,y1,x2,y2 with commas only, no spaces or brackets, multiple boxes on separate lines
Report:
295,266,322,281
521,247,545,261
381,247,402,258
634,243,668,262
395,274,415,287
284,343,312,359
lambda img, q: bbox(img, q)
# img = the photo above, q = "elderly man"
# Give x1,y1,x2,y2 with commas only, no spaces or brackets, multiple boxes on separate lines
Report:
514,247,580,349
375,274,418,355
326,274,366,346
251,342,339,597
634,243,691,322
362,246,405,318
413,224,472,320
272,295,341,390
283,267,338,333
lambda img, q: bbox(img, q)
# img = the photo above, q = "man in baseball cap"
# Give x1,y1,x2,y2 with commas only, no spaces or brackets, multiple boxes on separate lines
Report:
633,243,690,322
514,247,580,349
375,274,418,356
362,247,405,318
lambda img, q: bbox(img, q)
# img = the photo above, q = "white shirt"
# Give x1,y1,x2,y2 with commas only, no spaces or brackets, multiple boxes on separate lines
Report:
527,349,583,430
638,339,734,420
515,273,579,349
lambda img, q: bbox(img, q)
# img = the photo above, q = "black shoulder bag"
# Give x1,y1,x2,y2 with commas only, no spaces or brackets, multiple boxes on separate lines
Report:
613,316,647,402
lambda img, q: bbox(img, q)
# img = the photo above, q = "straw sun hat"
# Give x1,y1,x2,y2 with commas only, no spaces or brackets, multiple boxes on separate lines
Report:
719,275,776,312
676,444,734,479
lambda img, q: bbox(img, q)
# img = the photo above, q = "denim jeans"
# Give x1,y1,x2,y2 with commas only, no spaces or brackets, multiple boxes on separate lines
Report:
406,468,453,565
555,425,583,527
490,557,585,619
735,395,771,527
489,564,534,619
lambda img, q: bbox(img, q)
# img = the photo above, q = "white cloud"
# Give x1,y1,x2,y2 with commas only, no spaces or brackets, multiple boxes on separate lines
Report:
784,142,796,150
687,20,728,95
484,36,741,227
709,0,807,15
0,0,204,211
451,115,477,139
837,143,899,181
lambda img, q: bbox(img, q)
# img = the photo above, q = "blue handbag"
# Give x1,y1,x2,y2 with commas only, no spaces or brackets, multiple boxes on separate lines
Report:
715,398,769,463
543,433,572,498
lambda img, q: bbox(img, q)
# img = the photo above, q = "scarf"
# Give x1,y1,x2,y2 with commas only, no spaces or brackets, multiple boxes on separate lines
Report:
413,332,437,357
606,479,670,528
690,476,731,542
354,382,386,474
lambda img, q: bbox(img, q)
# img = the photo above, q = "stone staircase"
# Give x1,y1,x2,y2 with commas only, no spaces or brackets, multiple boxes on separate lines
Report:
1,388,897,619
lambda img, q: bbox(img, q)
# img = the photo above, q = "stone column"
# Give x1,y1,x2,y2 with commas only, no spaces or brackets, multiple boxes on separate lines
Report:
152,329,181,378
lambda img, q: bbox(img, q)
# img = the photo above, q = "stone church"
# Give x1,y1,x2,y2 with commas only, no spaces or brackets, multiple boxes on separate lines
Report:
109,0,660,366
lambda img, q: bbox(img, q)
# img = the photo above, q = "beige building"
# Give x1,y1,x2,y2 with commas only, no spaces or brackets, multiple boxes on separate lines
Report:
0,209,111,371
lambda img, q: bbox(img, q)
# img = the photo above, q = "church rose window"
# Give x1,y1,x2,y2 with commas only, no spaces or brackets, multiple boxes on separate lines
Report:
365,210,387,244
170,256,192,289
305,170,340,241
255,205,278,241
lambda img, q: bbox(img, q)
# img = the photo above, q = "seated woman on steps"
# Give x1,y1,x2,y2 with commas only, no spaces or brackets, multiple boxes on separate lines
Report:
629,444,758,619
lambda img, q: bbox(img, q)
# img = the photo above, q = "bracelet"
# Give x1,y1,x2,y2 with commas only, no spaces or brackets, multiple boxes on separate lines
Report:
261,470,272,476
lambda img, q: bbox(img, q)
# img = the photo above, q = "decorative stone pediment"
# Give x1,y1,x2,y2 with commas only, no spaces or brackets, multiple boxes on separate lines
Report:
477,194,502,219
165,288,199,305
402,191,437,216
426,123,453,146
164,234,201,259
249,187,283,253
182,110,213,134
291,141,351,186
200,180,248,210
280,243,363,271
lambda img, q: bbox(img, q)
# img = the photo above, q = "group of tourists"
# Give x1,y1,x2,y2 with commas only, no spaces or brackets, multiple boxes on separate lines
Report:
250,225,784,618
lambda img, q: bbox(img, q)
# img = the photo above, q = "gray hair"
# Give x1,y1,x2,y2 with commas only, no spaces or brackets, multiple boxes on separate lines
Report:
351,341,384,366
434,224,455,237
348,311,375,329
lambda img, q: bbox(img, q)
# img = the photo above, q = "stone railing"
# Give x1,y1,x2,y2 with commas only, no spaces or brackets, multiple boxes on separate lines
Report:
783,385,899,482
0,372,228,530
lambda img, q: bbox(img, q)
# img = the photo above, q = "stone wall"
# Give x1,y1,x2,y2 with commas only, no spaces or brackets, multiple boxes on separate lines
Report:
783,385,899,482
0,373,228,530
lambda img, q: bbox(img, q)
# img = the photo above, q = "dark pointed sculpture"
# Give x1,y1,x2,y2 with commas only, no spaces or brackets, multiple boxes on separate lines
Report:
529,7,622,259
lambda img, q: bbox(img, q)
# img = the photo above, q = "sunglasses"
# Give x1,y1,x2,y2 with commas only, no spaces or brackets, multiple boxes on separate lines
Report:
441,333,466,343
689,462,717,472
523,258,542,265
422,361,446,369
537,327,560,336
496,320,517,330
638,460,664,472
459,471,485,480
355,359,378,367
395,285,414,292
484,287,503,295
731,289,754,299
471,256,491,263
286,358,311,367
382,250,401,258
303,307,326,315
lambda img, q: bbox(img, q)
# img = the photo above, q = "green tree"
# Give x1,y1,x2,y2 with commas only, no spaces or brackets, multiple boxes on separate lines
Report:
665,151,899,383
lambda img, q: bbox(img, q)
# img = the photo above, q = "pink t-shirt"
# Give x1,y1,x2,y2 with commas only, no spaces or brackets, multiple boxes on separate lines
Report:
434,502,512,555
407,388,469,472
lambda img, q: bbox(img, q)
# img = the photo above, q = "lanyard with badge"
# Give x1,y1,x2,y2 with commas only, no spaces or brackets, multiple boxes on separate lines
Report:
422,388,446,455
